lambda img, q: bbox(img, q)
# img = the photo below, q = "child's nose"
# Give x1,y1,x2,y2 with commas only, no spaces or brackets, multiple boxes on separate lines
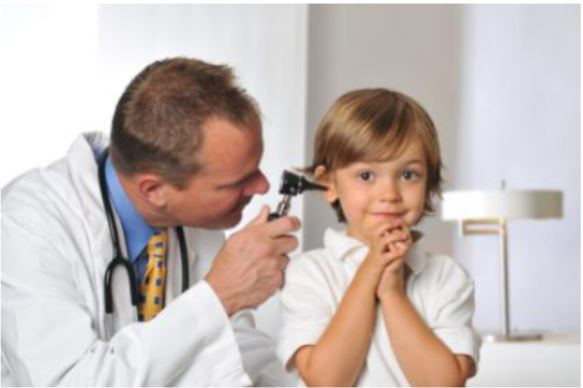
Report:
379,180,402,202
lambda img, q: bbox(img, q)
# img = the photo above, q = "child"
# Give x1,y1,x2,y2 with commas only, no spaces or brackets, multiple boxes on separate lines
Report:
277,88,480,386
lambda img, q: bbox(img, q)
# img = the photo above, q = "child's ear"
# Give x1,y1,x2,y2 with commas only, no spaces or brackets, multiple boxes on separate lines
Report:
314,165,338,203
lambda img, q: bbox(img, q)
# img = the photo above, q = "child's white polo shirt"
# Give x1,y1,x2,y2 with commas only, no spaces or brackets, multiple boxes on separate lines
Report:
277,228,481,386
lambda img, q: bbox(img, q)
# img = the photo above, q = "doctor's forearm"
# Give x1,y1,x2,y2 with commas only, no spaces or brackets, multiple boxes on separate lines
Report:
379,292,467,387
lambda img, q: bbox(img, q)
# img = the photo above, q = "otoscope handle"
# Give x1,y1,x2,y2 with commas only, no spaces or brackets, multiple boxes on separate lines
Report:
268,212,281,221
268,195,292,222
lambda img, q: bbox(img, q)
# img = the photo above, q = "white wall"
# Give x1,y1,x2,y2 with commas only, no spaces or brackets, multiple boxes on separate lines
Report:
1,2,579,361
456,5,580,333
303,4,580,335
0,4,308,348
0,4,99,186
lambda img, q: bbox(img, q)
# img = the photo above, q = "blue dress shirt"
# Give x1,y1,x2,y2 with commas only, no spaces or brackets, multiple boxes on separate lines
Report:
104,155,159,285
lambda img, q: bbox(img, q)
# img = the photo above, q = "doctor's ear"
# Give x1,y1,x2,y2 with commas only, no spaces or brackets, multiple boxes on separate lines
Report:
314,165,338,203
136,174,169,207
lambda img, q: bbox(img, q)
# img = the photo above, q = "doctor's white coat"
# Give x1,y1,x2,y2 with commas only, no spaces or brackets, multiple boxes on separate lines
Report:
1,133,286,386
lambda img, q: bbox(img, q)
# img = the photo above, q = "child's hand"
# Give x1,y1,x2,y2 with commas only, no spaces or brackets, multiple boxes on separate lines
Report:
375,224,413,299
359,219,407,280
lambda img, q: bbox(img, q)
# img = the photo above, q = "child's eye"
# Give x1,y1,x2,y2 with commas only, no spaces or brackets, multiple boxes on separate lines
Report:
401,170,420,181
358,171,374,181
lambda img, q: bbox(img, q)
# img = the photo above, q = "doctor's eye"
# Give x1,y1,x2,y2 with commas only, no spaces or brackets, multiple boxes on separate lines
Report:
358,171,374,182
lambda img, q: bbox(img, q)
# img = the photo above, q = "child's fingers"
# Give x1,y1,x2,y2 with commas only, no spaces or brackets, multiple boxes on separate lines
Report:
374,224,395,239
380,249,405,268
377,233,396,254
363,221,400,252
396,240,409,254
382,240,409,259
361,220,393,245
379,229,409,247
399,223,411,237
376,233,402,254
390,223,411,238
374,219,404,239
369,222,412,260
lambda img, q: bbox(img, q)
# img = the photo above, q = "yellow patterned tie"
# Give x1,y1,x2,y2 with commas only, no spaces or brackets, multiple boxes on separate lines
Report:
138,230,168,321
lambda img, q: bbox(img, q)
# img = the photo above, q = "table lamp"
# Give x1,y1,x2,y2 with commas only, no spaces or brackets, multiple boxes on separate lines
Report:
442,188,563,341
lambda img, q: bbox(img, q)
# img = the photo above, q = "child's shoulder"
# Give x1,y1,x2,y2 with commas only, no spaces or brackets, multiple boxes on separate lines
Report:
286,246,339,279
413,251,476,308
290,246,334,268
417,250,473,285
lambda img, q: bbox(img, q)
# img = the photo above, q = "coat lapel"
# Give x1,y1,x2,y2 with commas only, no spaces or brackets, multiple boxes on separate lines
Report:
67,133,139,337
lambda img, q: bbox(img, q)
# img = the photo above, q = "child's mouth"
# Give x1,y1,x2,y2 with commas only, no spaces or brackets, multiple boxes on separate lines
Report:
369,212,405,220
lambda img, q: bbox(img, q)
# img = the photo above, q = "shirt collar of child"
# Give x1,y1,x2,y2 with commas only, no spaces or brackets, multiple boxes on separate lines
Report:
323,228,427,275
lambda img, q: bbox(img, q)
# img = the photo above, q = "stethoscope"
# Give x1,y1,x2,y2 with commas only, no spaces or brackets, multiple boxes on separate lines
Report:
98,149,189,321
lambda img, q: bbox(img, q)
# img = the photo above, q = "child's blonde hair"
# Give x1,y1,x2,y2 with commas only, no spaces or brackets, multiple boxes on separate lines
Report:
307,88,442,222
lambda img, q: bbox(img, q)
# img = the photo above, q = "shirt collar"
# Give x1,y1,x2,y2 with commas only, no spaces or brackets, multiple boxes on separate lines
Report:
323,228,427,275
104,155,158,263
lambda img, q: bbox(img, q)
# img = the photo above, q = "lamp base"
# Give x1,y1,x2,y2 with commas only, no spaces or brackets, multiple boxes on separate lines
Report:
482,332,543,342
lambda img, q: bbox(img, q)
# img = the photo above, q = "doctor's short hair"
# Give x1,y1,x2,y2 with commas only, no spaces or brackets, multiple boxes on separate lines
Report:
306,88,443,223
110,57,260,188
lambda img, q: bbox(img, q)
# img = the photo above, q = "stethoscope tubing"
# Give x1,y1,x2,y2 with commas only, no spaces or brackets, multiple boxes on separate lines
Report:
98,149,189,320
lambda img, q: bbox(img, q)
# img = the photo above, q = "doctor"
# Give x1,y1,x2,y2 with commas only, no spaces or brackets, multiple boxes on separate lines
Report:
1,57,300,386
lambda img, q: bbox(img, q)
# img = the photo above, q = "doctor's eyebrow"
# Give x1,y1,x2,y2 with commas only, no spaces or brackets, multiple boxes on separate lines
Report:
220,169,260,188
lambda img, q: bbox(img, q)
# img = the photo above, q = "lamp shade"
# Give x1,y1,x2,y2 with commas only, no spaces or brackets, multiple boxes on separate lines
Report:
442,190,563,220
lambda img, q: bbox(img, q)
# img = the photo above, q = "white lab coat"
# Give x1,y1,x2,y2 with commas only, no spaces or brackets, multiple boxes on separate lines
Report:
1,132,287,386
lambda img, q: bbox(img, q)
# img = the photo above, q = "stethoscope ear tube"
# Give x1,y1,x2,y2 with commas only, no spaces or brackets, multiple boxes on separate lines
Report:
175,227,189,293
104,257,139,314
98,149,122,259
98,149,190,320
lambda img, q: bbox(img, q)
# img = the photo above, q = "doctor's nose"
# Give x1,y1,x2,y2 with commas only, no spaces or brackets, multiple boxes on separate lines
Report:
244,170,270,196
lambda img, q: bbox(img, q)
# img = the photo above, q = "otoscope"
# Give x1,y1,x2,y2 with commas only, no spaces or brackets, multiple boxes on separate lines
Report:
268,170,328,221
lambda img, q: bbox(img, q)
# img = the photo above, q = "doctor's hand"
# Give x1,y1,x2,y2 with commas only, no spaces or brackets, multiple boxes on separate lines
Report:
205,205,301,316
